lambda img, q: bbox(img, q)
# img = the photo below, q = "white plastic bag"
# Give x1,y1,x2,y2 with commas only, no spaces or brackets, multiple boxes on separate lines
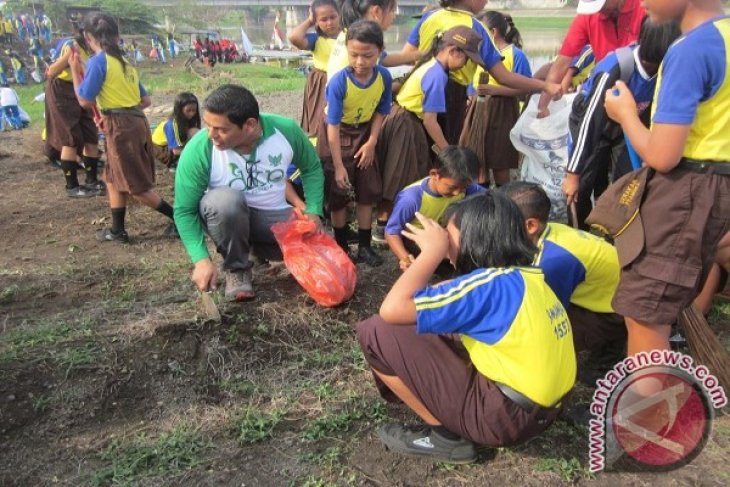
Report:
510,94,577,222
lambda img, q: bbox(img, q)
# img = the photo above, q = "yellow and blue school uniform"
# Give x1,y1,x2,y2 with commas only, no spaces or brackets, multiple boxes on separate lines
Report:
469,44,532,95
535,222,620,313
396,58,450,119
570,45,595,89
152,119,183,149
325,64,392,126
326,29,388,80
408,8,503,86
385,177,483,235
304,32,337,71
55,40,90,83
77,53,148,110
652,16,730,162
414,267,576,407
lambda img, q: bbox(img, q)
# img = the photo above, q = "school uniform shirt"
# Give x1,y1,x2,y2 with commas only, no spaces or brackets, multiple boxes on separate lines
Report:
535,222,620,314
567,45,656,175
468,44,532,95
385,177,483,235
408,8,503,86
77,53,148,110
396,58,450,119
325,65,392,126
570,45,595,88
174,113,325,264
55,40,89,82
0,87,19,106
151,119,183,149
415,267,577,407
559,0,645,62
304,32,337,71
652,15,730,162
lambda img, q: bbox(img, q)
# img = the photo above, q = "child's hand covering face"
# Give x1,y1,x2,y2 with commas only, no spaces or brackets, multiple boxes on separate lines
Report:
401,212,449,260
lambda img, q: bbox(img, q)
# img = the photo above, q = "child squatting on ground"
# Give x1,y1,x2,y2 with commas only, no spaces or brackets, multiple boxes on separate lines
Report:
357,192,576,463
385,145,483,271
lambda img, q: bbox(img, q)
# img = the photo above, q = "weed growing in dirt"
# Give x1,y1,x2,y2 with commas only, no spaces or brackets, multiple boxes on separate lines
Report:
536,456,595,482
302,397,386,442
0,317,93,363
31,393,52,414
91,428,211,486
232,406,287,445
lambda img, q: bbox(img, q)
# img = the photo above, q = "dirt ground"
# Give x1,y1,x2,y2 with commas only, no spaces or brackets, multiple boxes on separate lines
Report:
0,89,728,486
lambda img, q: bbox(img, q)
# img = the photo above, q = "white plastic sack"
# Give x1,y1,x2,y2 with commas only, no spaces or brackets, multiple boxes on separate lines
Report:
510,93,577,223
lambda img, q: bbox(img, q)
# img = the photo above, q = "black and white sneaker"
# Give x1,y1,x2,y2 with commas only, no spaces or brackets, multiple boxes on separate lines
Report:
84,180,106,194
96,227,129,243
67,186,98,198
376,424,477,464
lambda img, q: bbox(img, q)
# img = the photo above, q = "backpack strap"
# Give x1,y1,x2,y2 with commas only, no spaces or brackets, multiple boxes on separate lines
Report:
615,46,636,84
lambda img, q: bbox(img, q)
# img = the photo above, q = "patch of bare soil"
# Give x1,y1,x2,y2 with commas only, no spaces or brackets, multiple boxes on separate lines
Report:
0,90,728,487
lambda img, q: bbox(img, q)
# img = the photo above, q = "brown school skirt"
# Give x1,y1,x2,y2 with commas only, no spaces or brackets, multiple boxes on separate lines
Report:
316,120,382,211
357,315,564,446
377,104,433,202
44,77,98,152
103,111,156,195
437,78,468,145
300,68,327,136
461,94,520,171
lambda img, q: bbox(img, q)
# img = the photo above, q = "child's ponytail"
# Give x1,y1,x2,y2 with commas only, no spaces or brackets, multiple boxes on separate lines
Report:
503,14,523,49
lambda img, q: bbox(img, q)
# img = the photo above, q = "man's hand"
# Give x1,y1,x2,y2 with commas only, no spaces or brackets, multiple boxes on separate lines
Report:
399,254,416,271
562,172,580,206
192,258,218,292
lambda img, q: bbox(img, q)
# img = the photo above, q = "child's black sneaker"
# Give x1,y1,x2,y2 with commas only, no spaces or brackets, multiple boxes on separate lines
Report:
357,246,383,267
376,424,477,464
85,180,106,194
67,185,98,198
371,223,386,244
96,227,129,243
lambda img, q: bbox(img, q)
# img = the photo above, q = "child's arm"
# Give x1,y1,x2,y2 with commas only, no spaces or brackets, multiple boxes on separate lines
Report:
421,112,448,150
285,180,307,212
326,123,349,189
380,213,449,324
477,84,529,97
385,233,416,271
382,49,422,67
605,81,689,173
355,111,384,169
287,12,315,50
46,46,71,78
488,61,561,98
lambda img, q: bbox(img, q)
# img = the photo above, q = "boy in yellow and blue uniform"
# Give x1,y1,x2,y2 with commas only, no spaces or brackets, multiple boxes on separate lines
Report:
385,146,484,270
502,182,626,371
596,1,730,357
317,20,392,267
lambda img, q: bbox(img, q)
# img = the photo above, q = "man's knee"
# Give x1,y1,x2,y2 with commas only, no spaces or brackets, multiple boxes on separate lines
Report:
200,187,248,222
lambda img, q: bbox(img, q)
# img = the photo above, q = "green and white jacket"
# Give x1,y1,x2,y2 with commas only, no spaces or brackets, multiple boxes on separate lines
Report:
174,113,324,264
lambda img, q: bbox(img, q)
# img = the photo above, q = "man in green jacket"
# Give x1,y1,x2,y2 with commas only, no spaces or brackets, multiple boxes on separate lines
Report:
174,84,324,301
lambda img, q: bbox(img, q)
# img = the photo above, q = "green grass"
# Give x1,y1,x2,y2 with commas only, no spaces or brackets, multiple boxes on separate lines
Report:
91,428,211,486
513,17,574,30
141,63,306,98
302,397,386,442
0,316,93,361
12,83,45,129
536,456,595,482
231,406,287,445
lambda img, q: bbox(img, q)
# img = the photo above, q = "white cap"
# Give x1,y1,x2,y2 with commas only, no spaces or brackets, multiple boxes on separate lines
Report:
576,0,607,15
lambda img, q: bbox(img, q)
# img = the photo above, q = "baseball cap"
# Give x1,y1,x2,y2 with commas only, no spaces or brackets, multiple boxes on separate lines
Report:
576,0,606,15
585,167,650,267
441,26,484,67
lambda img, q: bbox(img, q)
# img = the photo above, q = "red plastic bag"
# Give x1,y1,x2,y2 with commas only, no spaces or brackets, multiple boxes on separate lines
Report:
271,211,357,307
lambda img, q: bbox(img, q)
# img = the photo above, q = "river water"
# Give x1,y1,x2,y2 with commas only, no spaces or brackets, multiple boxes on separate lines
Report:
226,21,567,71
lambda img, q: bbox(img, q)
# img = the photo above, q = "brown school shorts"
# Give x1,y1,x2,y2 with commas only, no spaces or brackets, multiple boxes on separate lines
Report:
568,305,626,354
612,168,730,324
357,315,563,447
316,121,382,211
103,112,156,195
